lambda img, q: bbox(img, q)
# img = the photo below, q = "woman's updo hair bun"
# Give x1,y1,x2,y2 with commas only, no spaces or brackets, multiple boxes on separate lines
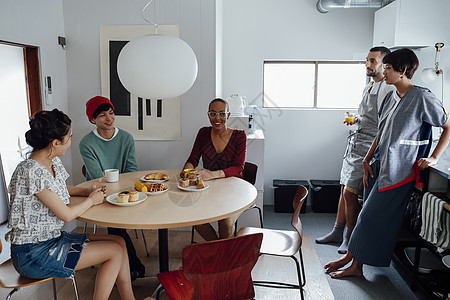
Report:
25,109,72,151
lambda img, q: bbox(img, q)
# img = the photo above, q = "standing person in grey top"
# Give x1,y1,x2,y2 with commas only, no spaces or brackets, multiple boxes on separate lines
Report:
325,48,450,278
316,47,395,254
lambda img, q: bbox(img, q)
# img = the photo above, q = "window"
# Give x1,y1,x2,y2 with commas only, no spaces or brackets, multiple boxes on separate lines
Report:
263,61,367,109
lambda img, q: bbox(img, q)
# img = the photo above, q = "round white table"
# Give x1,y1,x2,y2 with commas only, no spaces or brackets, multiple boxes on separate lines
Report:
71,170,257,272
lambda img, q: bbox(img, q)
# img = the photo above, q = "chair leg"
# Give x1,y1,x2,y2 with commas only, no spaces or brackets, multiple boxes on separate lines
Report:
141,229,150,257
234,205,264,236
70,274,79,300
253,253,305,292
6,288,18,300
298,249,306,288
134,229,139,239
190,226,196,244
155,285,165,300
52,278,57,300
291,252,306,300
82,222,87,233
255,205,264,228
93,224,97,234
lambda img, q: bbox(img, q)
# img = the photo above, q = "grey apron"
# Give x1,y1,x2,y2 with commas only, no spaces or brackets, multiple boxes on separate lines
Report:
340,81,383,191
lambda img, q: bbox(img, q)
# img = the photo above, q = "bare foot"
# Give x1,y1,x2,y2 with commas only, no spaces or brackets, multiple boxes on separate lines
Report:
329,260,363,278
324,253,352,273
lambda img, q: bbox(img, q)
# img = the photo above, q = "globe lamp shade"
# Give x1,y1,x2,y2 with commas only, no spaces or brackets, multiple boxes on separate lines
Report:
117,35,198,99
421,68,438,84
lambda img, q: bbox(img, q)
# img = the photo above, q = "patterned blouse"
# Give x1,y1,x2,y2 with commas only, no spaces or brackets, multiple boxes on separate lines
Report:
6,157,70,245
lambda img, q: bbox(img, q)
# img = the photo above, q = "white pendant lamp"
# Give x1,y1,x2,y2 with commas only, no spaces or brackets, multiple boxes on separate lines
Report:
421,42,444,84
117,1,198,99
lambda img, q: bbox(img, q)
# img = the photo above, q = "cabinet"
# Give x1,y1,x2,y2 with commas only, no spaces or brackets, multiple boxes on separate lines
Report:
393,152,450,299
373,0,450,48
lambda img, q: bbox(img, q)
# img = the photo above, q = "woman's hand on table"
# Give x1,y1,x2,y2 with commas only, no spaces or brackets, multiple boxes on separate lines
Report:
196,169,225,181
417,157,438,170
90,178,107,194
88,188,106,206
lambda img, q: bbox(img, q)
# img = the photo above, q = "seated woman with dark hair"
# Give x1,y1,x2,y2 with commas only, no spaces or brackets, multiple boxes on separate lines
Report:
6,109,139,299
182,98,247,241
325,48,450,278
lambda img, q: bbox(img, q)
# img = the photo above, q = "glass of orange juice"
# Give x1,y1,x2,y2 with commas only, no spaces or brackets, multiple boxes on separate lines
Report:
345,112,356,123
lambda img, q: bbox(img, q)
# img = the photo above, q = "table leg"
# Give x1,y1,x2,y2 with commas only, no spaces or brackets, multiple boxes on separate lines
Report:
158,229,169,273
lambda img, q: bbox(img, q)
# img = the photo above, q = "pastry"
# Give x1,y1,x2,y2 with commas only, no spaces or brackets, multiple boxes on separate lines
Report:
179,178,189,188
134,181,148,193
144,172,168,180
189,175,197,186
129,191,139,202
144,182,168,192
116,193,129,203
196,178,206,189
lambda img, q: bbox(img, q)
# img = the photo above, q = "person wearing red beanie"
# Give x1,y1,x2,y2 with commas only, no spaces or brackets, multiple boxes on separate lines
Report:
79,96,146,280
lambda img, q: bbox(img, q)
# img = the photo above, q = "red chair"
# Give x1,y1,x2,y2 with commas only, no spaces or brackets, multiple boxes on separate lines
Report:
238,185,308,300
156,233,263,300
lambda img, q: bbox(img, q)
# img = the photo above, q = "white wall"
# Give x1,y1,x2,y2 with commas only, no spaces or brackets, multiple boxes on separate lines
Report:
62,0,216,186
219,0,377,204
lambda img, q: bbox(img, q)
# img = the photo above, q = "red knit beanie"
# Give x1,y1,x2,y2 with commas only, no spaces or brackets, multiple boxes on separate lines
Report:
86,96,114,121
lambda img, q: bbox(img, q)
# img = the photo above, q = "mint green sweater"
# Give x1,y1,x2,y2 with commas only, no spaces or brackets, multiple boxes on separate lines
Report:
79,129,138,181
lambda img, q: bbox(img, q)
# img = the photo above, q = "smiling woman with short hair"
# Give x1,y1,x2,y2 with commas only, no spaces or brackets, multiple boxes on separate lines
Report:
182,98,247,241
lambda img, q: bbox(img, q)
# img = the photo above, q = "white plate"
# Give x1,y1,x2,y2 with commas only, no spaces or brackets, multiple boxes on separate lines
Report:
106,192,147,206
177,182,209,192
140,174,169,183
443,255,450,268
142,184,170,195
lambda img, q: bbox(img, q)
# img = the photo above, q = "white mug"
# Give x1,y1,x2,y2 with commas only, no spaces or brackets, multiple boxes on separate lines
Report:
103,169,119,183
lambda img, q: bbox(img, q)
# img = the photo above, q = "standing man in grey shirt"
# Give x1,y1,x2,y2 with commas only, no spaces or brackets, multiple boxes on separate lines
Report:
316,47,395,254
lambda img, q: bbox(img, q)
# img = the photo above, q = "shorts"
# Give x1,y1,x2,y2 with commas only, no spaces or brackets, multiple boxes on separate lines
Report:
11,231,88,279
344,185,362,196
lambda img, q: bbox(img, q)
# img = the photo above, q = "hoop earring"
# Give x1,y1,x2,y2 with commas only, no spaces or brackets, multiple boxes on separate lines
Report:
400,75,403,79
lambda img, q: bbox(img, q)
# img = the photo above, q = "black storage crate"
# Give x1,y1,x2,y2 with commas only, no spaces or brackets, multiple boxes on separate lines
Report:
310,180,341,213
273,180,309,213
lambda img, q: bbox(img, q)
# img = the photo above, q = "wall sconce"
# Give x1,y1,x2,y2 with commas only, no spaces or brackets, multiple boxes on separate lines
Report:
117,0,198,99
422,42,444,83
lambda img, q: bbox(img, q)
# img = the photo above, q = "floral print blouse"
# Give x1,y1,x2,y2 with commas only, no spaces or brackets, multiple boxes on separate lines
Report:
6,157,70,245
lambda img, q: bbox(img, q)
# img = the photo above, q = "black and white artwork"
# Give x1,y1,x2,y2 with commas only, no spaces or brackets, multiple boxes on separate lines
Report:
100,25,181,140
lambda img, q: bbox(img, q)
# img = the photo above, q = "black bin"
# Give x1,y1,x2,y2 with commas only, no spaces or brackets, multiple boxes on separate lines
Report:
310,180,341,213
273,180,309,213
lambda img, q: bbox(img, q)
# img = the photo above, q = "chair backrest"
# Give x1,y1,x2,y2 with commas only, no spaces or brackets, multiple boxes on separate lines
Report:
182,233,263,300
243,162,258,185
291,185,308,244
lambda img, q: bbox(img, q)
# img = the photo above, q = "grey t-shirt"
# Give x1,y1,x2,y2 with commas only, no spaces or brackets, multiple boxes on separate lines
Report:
376,86,448,190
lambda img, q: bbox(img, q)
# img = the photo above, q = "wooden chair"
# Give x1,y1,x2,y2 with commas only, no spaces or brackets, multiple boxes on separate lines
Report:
0,238,79,300
81,165,150,256
156,233,263,300
235,162,263,234
237,185,308,300
190,162,263,243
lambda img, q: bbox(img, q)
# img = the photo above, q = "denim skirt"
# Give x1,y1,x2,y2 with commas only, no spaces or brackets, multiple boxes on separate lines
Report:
11,231,88,279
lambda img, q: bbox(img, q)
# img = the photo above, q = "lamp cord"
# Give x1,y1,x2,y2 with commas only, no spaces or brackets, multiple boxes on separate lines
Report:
141,0,159,34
